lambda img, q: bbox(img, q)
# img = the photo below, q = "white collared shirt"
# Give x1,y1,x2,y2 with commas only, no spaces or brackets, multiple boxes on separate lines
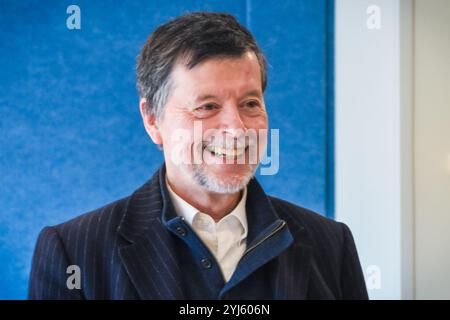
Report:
166,179,248,282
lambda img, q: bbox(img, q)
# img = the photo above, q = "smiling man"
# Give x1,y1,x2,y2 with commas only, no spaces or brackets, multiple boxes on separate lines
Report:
29,12,368,300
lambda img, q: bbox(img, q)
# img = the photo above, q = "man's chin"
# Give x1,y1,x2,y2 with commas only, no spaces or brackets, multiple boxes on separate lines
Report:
191,164,257,194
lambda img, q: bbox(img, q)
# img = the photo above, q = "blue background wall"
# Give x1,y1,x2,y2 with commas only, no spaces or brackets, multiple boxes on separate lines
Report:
0,0,333,299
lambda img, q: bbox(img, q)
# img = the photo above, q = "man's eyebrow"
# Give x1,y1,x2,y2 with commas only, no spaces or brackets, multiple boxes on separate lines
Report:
193,90,263,104
194,94,220,104
241,89,263,99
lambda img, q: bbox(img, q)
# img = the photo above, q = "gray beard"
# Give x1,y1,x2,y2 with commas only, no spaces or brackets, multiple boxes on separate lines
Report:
183,163,258,194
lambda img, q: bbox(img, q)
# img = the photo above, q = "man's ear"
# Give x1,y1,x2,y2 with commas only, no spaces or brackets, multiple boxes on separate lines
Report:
139,98,163,145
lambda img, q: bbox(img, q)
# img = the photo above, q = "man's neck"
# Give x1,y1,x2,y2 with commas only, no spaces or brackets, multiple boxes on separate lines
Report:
166,171,242,223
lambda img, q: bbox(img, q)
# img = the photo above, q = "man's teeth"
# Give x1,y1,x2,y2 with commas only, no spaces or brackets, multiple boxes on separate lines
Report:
206,146,245,157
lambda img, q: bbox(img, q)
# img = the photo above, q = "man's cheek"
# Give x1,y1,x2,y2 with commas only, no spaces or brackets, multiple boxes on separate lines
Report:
168,128,194,165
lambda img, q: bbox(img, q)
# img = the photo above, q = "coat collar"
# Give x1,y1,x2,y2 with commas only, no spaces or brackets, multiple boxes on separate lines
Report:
117,164,313,299
117,164,185,299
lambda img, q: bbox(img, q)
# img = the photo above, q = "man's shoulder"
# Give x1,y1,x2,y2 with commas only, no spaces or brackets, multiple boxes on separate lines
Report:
268,196,337,226
267,195,367,299
267,195,347,242
50,195,131,242
46,171,161,247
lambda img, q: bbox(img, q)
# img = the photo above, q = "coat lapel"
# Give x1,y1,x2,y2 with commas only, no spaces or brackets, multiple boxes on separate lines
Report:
272,219,313,299
117,167,185,299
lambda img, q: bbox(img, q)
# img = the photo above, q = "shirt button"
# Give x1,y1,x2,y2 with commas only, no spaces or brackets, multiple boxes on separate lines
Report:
175,226,187,237
201,258,212,269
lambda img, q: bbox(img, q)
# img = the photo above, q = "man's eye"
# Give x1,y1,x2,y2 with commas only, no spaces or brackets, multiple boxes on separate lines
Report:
198,104,218,111
245,100,260,108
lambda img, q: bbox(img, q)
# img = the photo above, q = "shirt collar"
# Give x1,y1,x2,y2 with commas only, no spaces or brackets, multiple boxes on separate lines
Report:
165,176,198,226
165,176,248,238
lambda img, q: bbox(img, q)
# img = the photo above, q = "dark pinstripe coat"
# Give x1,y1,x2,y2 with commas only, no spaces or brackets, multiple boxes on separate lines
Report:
28,165,368,300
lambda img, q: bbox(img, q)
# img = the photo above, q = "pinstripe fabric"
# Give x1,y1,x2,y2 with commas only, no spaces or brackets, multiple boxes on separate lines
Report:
28,164,368,300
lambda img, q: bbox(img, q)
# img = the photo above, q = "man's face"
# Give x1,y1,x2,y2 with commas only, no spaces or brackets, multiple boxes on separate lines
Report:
150,51,268,193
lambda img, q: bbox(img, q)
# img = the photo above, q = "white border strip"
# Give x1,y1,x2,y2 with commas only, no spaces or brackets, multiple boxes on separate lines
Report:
334,0,413,299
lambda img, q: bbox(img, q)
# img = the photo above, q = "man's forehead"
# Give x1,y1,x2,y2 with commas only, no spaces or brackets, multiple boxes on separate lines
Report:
171,54,263,99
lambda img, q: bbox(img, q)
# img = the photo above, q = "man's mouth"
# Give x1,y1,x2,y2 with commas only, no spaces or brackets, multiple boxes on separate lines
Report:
203,144,248,159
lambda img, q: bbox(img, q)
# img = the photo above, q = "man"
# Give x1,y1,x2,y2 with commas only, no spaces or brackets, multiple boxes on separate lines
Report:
29,12,368,300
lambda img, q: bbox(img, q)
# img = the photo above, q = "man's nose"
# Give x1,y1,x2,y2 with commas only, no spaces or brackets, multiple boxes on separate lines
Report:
218,105,247,133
